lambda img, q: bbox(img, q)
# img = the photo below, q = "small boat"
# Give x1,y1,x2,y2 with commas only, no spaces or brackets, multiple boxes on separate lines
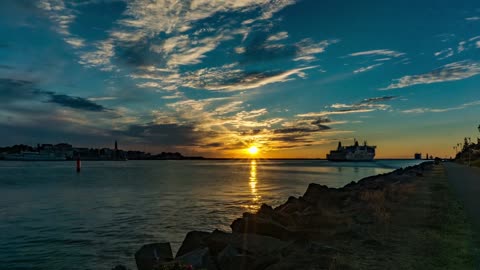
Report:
327,140,376,161
4,151,66,161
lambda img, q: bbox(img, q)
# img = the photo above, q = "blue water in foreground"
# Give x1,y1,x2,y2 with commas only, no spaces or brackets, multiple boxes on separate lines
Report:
0,159,422,269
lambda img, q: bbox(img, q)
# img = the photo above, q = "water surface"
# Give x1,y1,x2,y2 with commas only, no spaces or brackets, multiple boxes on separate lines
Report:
0,159,421,269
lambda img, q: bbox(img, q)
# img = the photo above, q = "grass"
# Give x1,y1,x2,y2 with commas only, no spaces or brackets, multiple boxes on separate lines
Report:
413,165,475,269
345,163,476,269
471,159,480,168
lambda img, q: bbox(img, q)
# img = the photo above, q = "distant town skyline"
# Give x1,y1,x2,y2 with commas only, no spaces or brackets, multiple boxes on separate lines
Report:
1,0,479,158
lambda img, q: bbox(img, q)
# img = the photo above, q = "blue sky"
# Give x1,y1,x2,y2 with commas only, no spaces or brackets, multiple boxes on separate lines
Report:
0,0,479,158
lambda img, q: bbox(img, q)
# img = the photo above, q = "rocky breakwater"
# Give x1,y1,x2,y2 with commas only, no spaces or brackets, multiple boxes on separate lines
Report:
114,162,432,270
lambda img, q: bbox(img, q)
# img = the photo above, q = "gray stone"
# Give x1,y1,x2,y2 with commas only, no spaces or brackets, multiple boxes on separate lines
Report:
230,215,293,240
135,242,173,270
176,231,211,257
111,265,128,270
176,247,217,270
217,245,256,270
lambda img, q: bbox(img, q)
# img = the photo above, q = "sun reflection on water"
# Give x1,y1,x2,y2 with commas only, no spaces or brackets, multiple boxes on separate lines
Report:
248,160,261,210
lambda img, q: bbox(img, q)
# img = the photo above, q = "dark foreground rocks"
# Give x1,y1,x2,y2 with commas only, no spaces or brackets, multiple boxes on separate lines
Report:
116,162,433,270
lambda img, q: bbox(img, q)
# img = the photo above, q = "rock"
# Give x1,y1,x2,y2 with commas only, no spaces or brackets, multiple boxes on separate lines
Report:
176,247,217,270
176,231,211,257
135,243,173,270
111,265,128,270
230,215,293,240
204,230,286,256
264,239,340,270
302,183,332,204
217,245,256,270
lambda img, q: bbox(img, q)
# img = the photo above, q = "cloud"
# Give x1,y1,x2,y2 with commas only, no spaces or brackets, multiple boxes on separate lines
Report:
0,77,108,112
45,93,107,112
456,36,480,53
348,49,405,58
434,48,454,60
112,123,207,146
274,118,331,134
241,36,337,64
79,39,115,70
465,16,480,21
360,96,398,103
297,108,375,117
182,65,318,91
401,100,480,114
353,63,383,73
266,31,288,41
74,0,298,71
64,37,85,48
297,96,397,117
88,96,118,101
381,61,480,90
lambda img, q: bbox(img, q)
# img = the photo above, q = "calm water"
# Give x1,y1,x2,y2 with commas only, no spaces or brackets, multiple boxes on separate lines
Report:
0,159,421,270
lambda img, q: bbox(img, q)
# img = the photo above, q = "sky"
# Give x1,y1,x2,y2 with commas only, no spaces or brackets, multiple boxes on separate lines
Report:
0,0,479,158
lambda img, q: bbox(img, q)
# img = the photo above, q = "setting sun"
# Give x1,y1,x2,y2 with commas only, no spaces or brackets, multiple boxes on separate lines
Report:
247,146,259,155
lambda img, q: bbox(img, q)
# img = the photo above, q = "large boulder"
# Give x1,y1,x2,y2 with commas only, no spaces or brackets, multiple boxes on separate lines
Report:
176,247,217,270
135,243,173,270
111,265,128,270
230,214,293,240
217,244,256,270
176,231,211,257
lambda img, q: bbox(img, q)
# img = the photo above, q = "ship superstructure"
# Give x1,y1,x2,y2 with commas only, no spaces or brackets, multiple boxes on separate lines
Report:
327,140,376,161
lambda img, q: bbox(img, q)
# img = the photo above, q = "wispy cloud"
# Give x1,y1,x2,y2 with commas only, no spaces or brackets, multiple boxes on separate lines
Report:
434,48,454,60
348,49,405,58
402,100,480,113
353,63,383,73
381,61,480,90
187,66,318,91
465,16,480,21
297,96,397,117
38,0,86,49
266,31,288,41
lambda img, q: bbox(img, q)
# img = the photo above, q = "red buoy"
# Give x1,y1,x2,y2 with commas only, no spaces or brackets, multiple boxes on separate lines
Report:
76,156,81,173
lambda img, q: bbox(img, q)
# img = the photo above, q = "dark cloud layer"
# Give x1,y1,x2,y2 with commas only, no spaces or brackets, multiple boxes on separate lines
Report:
360,96,398,104
113,123,206,146
46,93,106,112
0,78,107,112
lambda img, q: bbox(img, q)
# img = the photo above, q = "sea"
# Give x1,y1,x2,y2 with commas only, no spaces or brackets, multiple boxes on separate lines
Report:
0,159,422,270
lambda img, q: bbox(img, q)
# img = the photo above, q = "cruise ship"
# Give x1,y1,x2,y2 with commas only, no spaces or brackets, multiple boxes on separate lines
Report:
4,152,67,161
327,140,376,161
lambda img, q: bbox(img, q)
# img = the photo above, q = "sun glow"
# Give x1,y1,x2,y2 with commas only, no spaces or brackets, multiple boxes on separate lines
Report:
247,146,259,155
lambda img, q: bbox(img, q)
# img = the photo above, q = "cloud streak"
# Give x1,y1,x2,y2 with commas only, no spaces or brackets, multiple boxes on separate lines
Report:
381,61,480,90
298,96,397,117
349,49,405,58
401,100,480,114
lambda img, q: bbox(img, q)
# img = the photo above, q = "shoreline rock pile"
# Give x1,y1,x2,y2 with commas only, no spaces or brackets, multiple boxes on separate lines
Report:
114,162,432,270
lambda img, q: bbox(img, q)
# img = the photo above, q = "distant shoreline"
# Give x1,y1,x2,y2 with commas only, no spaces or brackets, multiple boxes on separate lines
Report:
0,158,423,161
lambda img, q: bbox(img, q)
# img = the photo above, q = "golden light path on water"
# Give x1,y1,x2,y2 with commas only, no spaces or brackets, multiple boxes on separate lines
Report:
248,159,261,211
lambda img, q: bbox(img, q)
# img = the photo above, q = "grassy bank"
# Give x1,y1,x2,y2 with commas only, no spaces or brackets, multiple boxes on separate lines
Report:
350,163,476,269
471,159,480,168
